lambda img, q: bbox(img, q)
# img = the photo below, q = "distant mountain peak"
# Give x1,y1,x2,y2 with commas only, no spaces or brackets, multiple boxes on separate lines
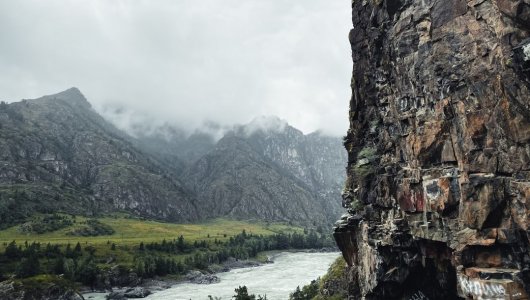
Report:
238,115,290,136
42,87,91,108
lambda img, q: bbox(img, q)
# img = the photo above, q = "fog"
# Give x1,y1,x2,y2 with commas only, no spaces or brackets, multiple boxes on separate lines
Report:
0,0,352,136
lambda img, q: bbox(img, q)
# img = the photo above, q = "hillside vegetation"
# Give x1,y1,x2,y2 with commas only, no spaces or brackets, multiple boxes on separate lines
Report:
0,215,334,289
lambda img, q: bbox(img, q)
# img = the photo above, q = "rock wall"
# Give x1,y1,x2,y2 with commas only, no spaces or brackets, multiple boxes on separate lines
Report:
334,0,530,299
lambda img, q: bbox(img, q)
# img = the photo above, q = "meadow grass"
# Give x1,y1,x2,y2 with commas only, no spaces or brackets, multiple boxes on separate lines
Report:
0,216,302,250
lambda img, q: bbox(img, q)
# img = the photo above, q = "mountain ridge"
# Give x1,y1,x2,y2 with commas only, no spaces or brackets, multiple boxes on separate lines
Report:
0,88,346,228
0,88,199,226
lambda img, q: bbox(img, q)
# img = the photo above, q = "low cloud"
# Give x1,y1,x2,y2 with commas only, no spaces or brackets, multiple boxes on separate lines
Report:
0,0,352,136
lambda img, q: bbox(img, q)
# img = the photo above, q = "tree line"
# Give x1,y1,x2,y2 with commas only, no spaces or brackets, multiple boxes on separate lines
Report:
0,229,333,287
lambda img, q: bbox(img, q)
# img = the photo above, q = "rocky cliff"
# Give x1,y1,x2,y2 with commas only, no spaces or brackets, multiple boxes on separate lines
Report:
335,0,530,299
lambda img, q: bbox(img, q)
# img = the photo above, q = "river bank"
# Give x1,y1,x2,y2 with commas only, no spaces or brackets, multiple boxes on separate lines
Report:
82,256,264,299
84,251,339,300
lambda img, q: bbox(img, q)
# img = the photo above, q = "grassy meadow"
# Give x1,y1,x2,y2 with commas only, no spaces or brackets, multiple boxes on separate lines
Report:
0,215,303,253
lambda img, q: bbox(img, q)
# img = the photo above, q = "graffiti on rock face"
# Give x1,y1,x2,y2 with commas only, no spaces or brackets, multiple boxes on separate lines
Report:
458,275,506,298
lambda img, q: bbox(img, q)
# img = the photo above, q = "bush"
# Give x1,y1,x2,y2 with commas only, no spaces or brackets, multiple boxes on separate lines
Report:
354,146,378,180
290,280,319,300
66,219,114,236
233,286,267,300
18,214,73,234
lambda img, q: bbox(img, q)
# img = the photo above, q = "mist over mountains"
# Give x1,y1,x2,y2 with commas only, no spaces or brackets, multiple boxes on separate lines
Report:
0,88,346,228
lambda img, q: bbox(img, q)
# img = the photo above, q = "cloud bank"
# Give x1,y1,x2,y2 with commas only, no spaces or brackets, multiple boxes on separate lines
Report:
0,0,352,136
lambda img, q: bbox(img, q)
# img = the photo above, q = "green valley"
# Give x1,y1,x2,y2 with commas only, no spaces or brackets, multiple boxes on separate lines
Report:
0,215,334,291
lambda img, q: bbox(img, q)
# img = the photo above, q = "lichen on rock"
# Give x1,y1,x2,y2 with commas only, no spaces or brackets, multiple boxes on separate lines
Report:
335,0,530,299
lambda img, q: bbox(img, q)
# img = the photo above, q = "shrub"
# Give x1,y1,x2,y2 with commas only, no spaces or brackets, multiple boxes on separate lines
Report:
67,219,114,236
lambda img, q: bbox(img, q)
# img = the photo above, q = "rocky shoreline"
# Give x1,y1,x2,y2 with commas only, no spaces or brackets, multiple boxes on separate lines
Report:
83,259,260,299
82,259,264,299
83,249,337,299
0,276,84,300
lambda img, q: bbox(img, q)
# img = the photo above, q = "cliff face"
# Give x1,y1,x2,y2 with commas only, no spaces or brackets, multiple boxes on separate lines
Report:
335,0,530,299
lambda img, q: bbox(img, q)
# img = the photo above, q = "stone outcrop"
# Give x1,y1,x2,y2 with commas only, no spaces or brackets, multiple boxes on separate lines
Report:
0,278,84,300
106,287,151,299
335,0,530,299
184,270,220,284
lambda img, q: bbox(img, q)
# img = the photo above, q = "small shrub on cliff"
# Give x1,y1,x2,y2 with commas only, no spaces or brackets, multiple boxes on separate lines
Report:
357,146,377,161
350,197,363,212
354,146,378,180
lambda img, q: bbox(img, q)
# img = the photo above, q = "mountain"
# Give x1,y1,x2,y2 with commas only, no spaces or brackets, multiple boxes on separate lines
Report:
0,88,199,227
132,127,216,175
0,89,346,228
182,116,346,225
233,117,346,220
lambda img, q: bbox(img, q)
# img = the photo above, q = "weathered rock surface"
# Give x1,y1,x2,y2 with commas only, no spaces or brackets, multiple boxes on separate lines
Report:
95,265,141,290
184,270,220,284
123,287,151,298
106,287,151,299
335,0,530,299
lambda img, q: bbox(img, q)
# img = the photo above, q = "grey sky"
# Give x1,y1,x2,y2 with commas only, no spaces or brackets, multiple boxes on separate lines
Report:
0,0,352,136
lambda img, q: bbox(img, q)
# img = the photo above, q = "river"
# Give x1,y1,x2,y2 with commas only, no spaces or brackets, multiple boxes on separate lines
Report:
84,252,339,300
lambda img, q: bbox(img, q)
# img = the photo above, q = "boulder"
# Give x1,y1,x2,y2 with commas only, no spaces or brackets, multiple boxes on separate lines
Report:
185,271,220,284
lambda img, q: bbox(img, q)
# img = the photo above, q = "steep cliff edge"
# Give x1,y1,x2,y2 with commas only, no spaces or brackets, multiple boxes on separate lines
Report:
334,1,530,299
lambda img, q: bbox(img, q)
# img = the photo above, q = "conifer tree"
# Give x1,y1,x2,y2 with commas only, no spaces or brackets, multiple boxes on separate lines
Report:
74,242,82,252
4,240,20,258
233,286,255,300
53,257,65,275
15,255,39,278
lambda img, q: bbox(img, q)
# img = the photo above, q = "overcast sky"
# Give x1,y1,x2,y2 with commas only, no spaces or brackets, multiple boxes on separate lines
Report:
0,0,352,136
